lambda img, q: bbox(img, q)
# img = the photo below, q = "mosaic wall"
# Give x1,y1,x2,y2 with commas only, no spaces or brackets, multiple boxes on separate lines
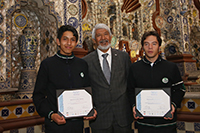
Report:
0,0,60,91
63,0,83,47
187,0,200,70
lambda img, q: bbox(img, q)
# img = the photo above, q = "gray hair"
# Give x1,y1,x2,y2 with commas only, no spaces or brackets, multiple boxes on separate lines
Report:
92,23,112,39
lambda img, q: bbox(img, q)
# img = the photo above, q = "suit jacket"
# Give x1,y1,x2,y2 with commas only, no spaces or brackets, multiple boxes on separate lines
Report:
83,48,133,129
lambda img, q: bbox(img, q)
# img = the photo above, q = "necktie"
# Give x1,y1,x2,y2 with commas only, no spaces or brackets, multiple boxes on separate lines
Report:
102,53,110,84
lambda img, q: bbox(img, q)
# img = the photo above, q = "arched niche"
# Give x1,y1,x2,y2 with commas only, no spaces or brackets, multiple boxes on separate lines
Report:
3,0,61,90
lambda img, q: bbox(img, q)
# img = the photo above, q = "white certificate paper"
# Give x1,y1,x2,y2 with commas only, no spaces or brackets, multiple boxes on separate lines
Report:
57,89,93,118
136,90,170,117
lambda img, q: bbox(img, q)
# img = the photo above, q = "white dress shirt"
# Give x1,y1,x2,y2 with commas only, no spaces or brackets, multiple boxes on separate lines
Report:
97,48,112,71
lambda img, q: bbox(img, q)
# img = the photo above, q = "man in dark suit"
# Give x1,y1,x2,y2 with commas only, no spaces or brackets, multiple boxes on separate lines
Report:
83,23,133,133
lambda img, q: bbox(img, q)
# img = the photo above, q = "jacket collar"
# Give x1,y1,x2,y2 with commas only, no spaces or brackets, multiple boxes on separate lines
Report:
56,51,75,60
142,55,162,65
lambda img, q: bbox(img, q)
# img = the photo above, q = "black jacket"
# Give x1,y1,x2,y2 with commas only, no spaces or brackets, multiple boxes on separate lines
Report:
33,51,90,132
127,56,185,127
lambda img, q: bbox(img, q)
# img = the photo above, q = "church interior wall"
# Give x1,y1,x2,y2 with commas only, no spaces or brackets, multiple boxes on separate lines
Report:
0,0,200,132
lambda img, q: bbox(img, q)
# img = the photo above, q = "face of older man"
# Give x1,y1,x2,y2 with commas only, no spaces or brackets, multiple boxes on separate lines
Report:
94,28,111,53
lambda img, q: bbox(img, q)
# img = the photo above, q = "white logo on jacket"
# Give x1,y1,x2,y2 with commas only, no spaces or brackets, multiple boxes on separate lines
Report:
162,77,169,84
80,72,84,78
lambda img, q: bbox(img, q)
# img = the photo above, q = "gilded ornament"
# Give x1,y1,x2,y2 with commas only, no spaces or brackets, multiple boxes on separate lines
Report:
193,9,197,17
82,23,91,31
14,14,28,28
131,50,136,58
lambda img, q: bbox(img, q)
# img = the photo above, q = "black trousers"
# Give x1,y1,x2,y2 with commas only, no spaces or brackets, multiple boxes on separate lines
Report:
137,123,177,133
45,118,83,133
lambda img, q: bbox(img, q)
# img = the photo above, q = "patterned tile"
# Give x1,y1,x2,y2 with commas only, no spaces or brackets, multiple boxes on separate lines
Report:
10,129,19,133
2,108,9,116
28,106,35,114
194,123,200,131
188,101,195,109
185,122,194,131
185,99,199,112
0,104,38,120
27,126,34,133
15,107,22,115
177,121,185,130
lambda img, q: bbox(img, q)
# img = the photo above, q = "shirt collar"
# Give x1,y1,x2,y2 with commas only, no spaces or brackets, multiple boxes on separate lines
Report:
97,47,111,57
56,51,75,59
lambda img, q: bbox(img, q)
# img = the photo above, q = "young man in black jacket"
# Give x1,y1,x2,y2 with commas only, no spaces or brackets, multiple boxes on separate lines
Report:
127,31,185,133
33,25,96,133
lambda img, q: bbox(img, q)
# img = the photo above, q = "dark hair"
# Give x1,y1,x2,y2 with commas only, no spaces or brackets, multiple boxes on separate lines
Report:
57,25,78,42
141,31,162,46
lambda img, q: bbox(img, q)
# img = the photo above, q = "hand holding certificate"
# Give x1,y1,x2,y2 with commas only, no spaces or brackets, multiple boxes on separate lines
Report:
135,88,172,118
57,87,95,119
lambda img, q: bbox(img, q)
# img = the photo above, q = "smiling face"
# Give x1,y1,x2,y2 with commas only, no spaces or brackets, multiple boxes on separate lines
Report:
143,35,160,63
93,28,112,53
56,31,77,56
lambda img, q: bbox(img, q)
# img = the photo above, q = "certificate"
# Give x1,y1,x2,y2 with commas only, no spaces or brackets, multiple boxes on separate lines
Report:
56,87,94,119
135,88,172,117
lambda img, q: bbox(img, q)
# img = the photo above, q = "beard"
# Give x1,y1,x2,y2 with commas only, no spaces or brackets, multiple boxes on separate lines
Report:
97,40,111,50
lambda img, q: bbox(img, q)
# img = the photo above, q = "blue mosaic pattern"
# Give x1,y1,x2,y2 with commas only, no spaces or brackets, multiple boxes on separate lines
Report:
14,14,28,28
2,109,9,116
22,95,29,99
177,121,185,130
27,126,34,133
187,102,195,109
0,13,3,25
167,16,173,23
10,129,19,133
16,107,22,115
177,121,200,133
0,28,4,41
194,123,200,131
148,0,154,7
69,0,77,3
0,43,4,57
28,106,35,113
64,0,67,25
68,17,78,28
0,0,62,90
78,0,83,47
